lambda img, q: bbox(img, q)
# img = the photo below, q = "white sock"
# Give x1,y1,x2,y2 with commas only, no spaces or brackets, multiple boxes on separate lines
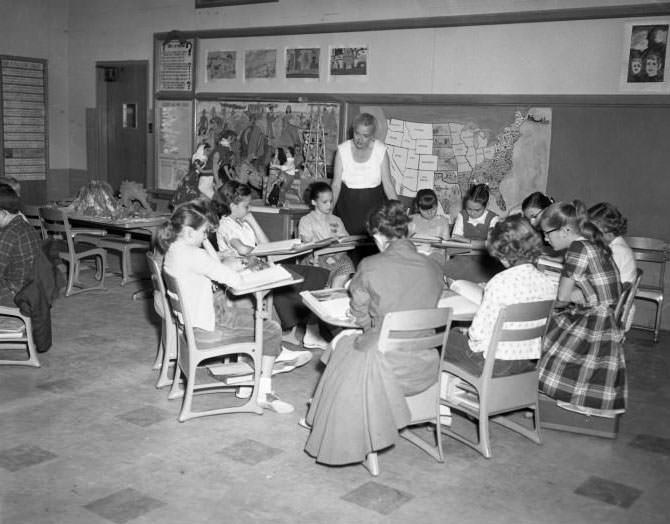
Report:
259,376,272,398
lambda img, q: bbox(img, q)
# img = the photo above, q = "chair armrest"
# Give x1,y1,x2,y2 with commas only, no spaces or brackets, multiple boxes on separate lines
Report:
71,229,108,238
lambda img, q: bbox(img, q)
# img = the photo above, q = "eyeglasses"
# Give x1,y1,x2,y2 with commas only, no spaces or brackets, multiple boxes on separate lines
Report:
543,227,560,238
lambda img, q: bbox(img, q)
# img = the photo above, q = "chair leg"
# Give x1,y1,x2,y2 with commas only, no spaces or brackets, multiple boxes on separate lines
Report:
65,261,77,297
178,369,196,422
156,322,177,389
478,414,492,459
400,427,444,462
653,299,662,343
362,452,380,476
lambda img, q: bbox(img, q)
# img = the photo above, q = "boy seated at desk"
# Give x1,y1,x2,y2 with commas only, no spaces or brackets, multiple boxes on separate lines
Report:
441,215,557,418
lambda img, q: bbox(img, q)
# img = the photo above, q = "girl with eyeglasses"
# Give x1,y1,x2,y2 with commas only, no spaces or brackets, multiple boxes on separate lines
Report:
537,200,626,418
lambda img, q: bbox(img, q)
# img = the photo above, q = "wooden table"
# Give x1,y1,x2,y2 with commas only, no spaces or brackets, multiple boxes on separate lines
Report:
249,205,310,241
66,214,169,243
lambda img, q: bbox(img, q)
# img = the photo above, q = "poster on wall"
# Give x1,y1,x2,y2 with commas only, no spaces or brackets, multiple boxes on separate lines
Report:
361,105,552,219
195,100,340,175
329,46,367,76
286,48,320,78
207,50,237,80
0,56,48,181
157,38,195,92
156,100,193,190
244,49,277,79
620,20,669,92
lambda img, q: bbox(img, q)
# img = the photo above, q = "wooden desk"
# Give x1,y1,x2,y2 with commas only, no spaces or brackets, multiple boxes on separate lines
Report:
66,214,169,243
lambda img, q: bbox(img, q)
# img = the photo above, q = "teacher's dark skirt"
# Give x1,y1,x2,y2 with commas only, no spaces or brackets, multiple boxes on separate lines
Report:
335,184,386,266
335,183,386,235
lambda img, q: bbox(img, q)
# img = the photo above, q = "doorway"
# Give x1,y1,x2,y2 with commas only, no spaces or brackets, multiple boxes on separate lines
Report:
94,61,148,191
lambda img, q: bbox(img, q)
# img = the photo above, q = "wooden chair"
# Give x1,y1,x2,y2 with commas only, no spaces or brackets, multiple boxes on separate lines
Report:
364,307,453,476
39,207,107,296
0,306,40,367
440,300,554,459
145,251,177,389
21,204,47,240
625,236,668,342
162,270,263,422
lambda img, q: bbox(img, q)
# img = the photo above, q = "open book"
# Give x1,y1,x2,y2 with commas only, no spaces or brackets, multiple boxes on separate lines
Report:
435,280,484,319
251,238,335,256
235,264,295,290
536,256,563,285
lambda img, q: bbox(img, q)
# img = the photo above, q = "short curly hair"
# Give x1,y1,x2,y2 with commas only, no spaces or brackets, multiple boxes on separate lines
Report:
588,202,628,237
366,200,410,239
487,215,544,266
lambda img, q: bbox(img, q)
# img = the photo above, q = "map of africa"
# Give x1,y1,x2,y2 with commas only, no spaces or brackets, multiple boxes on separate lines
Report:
361,106,552,218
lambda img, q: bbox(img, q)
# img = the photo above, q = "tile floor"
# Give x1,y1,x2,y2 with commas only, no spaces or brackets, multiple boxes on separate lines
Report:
1,276,668,524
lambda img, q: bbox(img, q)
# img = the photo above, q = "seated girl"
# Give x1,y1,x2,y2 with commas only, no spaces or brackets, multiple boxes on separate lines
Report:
409,188,451,265
298,181,355,288
158,202,294,414
446,184,503,282
304,201,445,470
442,215,558,382
521,191,554,230
538,201,626,417
588,202,636,285
214,181,331,350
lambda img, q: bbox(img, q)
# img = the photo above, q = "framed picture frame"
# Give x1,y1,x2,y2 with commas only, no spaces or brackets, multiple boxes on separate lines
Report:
195,0,278,8
620,19,669,92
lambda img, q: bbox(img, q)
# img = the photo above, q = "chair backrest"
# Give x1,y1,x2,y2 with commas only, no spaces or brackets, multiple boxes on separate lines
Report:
614,268,643,329
482,300,555,379
39,207,75,253
162,270,197,369
22,205,46,239
145,251,168,319
378,307,453,362
630,247,666,292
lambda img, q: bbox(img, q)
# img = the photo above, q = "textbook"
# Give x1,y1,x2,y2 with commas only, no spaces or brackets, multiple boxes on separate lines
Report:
250,237,335,256
236,264,295,290
536,256,563,285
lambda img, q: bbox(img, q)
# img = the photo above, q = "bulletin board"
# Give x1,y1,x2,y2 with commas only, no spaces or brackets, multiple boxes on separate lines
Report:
0,55,48,181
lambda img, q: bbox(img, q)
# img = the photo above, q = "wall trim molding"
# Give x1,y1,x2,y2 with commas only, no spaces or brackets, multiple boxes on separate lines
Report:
156,3,670,39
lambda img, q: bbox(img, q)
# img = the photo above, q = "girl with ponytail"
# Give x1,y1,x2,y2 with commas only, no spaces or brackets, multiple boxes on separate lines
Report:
537,200,626,416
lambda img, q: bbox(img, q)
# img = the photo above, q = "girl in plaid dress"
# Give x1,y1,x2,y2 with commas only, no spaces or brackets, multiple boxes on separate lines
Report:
538,201,626,416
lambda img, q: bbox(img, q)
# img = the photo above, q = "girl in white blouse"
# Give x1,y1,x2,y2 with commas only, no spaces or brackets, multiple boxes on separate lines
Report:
159,202,295,414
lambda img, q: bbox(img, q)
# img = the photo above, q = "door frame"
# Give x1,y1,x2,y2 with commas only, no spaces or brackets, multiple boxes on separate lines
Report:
94,60,149,186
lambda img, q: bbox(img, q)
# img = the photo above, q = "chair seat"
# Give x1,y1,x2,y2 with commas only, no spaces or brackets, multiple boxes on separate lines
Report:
0,317,26,334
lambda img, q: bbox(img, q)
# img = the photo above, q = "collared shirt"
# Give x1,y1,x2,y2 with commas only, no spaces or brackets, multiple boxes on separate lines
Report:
452,209,499,239
610,236,636,284
0,215,41,306
298,211,348,241
217,215,257,253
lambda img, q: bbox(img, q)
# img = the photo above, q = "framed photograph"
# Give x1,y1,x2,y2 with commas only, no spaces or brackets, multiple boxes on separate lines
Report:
329,46,368,76
620,20,669,92
286,48,320,79
196,0,278,8
244,49,277,79
207,50,236,80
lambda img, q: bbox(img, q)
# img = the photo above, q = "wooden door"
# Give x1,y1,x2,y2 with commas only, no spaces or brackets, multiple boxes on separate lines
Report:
96,61,147,191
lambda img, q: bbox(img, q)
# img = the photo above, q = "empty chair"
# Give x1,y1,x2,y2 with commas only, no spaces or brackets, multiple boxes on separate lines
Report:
0,306,40,367
363,307,453,476
162,269,263,422
441,300,554,458
21,204,47,240
39,206,107,296
625,236,668,342
84,233,150,286
146,251,177,389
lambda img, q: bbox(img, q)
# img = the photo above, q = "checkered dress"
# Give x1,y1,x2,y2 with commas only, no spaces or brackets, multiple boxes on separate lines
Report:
0,216,41,306
539,240,627,412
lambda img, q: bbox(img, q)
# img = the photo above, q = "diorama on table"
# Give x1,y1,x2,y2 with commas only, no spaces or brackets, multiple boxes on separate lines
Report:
70,180,155,219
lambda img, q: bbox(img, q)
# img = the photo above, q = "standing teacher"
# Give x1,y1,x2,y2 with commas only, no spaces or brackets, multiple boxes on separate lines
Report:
332,113,398,236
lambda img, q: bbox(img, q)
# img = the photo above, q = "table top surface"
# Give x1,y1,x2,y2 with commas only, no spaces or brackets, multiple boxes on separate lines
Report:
67,214,169,229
